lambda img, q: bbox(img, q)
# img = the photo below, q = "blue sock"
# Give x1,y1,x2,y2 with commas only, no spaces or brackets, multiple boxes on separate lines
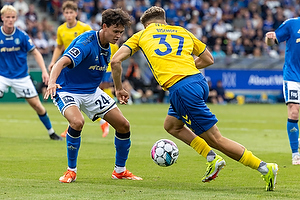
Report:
114,132,131,167
38,112,52,130
66,127,81,169
287,119,299,153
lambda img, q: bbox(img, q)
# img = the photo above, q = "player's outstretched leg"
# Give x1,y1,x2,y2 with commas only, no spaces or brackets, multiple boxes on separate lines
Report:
202,155,226,182
261,163,278,191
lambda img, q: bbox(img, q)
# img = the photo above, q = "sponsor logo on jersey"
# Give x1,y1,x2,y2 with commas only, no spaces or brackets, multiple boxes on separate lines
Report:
28,38,33,46
100,52,108,56
69,47,80,57
5,36,13,40
88,65,106,71
14,38,20,45
296,38,300,43
0,40,3,44
289,90,298,100
0,46,21,52
62,96,75,104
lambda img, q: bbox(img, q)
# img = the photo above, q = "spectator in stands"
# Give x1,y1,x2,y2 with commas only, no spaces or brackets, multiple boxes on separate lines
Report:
14,10,26,30
87,15,100,30
13,0,29,17
149,76,166,103
33,31,50,57
47,31,57,54
209,0,222,21
125,57,151,103
253,47,262,58
212,44,226,59
215,80,226,104
2,0,14,6
232,37,245,56
50,0,61,21
186,16,202,39
25,3,38,37
207,80,218,104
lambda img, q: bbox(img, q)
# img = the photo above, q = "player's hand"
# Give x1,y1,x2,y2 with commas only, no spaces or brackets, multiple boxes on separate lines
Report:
41,71,50,85
48,62,55,73
44,83,62,100
115,89,129,105
265,32,276,40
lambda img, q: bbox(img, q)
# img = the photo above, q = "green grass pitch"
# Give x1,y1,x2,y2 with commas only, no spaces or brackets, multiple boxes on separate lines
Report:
0,102,299,199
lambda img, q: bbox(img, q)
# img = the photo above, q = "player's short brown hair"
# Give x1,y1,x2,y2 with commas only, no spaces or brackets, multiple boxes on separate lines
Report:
140,6,165,27
62,0,78,12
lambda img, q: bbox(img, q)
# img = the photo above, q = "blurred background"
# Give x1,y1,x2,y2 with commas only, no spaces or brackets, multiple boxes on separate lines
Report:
1,0,298,104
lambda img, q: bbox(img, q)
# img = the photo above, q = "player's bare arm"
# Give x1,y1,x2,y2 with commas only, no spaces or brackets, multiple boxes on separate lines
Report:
31,48,50,85
44,56,71,100
111,46,131,104
265,32,277,46
195,48,214,69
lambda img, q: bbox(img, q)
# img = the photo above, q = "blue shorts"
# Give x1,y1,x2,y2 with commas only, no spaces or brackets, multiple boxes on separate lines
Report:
167,73,218,135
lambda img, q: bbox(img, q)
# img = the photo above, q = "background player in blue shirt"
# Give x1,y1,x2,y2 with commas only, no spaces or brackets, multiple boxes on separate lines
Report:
0,5,61,140
44,8,142,183
266,17,300,165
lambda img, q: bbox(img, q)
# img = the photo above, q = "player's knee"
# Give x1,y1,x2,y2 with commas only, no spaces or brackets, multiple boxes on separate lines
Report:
69,118,85,131
115,119,130,133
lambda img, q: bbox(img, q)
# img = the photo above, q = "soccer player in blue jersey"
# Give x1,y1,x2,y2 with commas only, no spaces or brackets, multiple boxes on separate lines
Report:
111,6,278,191
44,8,142,182
265,17,300,165
0,5,62,141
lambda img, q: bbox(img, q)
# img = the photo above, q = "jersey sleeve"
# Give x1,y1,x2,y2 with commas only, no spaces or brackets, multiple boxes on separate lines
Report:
185,30,206,56
85,24,93,31
23,31,35,52
275,19,291,43
123,31,142,56
64,40,89,68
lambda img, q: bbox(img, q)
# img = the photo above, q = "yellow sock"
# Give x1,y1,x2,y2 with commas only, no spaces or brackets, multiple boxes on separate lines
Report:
239,149,261,169
190,136,212,158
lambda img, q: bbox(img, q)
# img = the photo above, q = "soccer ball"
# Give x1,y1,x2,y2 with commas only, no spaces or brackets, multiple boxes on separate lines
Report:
151,139,179,167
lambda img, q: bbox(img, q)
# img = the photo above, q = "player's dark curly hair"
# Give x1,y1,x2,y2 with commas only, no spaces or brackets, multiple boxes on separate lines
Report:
102,8,131,28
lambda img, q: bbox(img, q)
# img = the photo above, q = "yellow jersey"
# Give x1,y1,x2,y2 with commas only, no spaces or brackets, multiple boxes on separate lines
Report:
56,21,92,48
123,23,206,90
107,43,119,72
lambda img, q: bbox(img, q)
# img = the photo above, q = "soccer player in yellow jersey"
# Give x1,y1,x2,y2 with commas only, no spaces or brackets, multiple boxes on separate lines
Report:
48,1,92,71
111,6,278,191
